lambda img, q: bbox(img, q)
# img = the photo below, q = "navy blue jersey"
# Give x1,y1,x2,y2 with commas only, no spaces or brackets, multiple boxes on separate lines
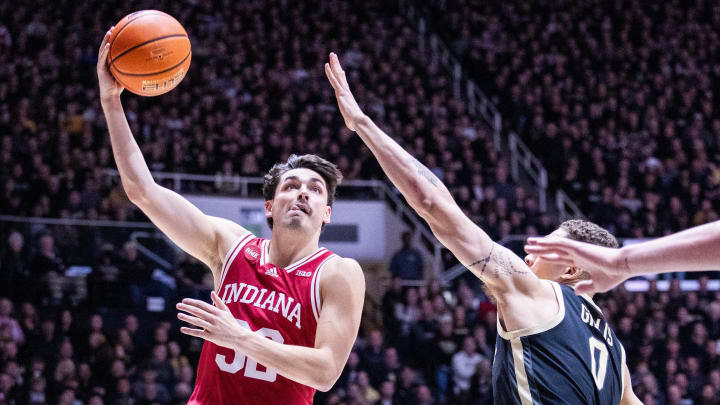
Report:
492,282,625,405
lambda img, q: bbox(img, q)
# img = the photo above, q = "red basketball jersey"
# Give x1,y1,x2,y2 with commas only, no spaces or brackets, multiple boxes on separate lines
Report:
188,233,337,405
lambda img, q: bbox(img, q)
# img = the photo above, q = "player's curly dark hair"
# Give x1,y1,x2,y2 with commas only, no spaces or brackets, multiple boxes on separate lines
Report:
558,219,619,248
262,154,343,229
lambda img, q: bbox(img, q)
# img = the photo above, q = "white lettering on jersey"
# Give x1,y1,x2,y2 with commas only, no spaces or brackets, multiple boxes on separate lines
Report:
296,270,312,277
222,282,302,329
580,304,613,346
240,285,259,304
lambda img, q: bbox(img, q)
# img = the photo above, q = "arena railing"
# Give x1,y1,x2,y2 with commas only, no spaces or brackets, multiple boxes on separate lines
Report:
103,169,447,277
399,0,587,220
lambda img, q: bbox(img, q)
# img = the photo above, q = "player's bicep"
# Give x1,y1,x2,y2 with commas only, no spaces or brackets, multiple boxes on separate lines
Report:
132,184,247,270
314,258,365,382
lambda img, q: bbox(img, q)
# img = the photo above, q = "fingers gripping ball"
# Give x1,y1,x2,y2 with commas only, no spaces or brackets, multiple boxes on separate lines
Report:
107,10,191,96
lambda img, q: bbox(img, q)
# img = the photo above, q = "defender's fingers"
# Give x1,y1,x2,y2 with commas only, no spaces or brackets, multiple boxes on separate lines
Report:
330,52,344,77
536,254,575,267
573,280,595,295
325,63,341,90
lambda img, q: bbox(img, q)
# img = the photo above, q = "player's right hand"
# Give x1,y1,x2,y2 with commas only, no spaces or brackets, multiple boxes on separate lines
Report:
97,27,124,102
524,236,629,294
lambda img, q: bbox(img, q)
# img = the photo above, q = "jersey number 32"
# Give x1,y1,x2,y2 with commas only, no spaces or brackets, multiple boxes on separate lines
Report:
215,319,284,382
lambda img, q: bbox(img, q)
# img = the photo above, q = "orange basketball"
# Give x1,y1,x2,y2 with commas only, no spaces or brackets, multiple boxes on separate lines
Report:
107,10,191,97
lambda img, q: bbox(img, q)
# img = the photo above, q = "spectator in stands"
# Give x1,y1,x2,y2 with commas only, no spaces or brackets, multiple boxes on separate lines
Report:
451,336,485,401
0,299,24,345
0,231,29,300
29,233,66,305
389,232,424,280
374,380,397,405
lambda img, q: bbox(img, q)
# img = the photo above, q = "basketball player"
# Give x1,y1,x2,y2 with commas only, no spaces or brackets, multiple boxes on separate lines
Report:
325,53,641,404
525,220,720,294
97,30,365,405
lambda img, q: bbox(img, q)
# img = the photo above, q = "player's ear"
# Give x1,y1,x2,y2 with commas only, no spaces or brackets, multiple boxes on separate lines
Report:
560,266,580,281
561,267,587,283
322,206,332,224
265,200,273,219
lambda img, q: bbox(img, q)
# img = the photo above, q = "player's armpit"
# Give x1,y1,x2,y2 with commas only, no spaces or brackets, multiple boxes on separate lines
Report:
313,257,365,391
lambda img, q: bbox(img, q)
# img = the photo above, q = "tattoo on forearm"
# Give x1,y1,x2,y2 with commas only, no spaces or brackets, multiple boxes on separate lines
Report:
468,244,495,274
467,245,530,278
407,157,439,188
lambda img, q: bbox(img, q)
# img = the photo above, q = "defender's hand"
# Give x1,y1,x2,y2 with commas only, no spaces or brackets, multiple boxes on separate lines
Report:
325,52,366,131
177,291,248,349
524,236,628,294
97,27,124,103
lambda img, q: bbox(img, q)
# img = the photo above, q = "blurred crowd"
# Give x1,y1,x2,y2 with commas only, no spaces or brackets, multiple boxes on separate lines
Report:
0,0,545,255
3,226,720,405
421,0,720,238
3,0,720,404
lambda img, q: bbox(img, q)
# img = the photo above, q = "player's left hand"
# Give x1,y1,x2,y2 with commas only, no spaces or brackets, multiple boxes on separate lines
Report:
325,52,366,131
177,291,247,349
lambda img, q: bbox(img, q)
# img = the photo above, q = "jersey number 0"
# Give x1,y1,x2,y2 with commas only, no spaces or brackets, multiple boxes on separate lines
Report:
215,319,284,382
588,337,609,390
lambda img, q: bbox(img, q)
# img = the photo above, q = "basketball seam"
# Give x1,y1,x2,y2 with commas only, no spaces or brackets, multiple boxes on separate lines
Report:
109,11,173,57
113,50,191,77
110,34,188,65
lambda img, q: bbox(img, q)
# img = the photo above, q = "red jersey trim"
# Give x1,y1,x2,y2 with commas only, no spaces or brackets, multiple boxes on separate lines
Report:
310,254,338,321
286,248,328,273
258,239,328,273
218,233,253,289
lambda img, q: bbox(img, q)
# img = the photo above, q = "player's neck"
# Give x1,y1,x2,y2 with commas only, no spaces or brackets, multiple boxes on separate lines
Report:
268,228,321,268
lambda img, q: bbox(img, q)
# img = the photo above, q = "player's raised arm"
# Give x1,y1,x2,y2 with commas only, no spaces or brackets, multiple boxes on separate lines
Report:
524,220,720,294
324,53,549,307
97,28,245,275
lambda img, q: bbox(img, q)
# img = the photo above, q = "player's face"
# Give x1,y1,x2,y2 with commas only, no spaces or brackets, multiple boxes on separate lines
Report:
267,168,332,232
524,229,570,281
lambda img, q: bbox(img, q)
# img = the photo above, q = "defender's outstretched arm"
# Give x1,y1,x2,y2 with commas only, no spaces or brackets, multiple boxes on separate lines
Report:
325,53,549,310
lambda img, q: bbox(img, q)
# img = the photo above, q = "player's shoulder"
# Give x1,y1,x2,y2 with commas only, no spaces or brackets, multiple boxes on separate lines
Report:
319,255,364,285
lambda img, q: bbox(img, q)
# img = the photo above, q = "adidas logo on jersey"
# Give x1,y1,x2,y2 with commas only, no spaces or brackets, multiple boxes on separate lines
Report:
265,267,279,277
296,270,312,277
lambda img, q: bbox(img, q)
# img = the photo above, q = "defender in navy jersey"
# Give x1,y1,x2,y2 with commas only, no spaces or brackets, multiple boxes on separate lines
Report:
493,282,626,404
326,53,642,405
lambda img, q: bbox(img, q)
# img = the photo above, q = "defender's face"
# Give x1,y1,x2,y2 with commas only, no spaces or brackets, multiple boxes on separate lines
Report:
524,229,570,282
266,168,332,232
